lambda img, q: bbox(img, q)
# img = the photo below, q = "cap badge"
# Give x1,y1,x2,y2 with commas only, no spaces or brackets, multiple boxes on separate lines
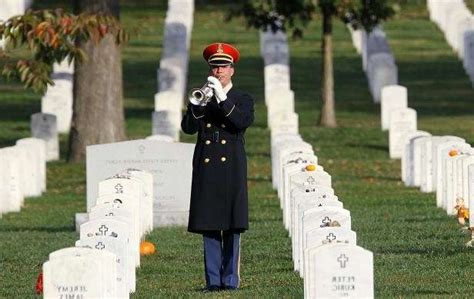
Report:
217,43,224,53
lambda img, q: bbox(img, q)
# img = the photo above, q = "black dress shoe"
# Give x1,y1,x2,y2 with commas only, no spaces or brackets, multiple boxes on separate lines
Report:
202,285,221,293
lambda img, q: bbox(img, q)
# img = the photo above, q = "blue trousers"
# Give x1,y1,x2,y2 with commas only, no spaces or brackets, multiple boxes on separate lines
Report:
202,230,241,288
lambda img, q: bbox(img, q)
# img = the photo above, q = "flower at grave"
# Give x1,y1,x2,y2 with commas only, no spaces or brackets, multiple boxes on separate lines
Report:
448,149,458,157
35,272,43,295
305,164,316,171
140,241,156,256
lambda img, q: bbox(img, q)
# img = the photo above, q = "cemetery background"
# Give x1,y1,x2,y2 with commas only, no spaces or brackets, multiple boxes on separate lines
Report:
0,0,473,297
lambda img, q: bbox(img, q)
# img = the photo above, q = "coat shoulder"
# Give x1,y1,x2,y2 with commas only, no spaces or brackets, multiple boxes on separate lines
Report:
228,88,254,102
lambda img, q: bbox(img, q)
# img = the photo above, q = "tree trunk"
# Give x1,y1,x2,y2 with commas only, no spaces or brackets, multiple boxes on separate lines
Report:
68,0,126,162
318,9,337,128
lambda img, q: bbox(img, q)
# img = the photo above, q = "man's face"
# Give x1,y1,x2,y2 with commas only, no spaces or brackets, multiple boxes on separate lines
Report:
209,64,234,87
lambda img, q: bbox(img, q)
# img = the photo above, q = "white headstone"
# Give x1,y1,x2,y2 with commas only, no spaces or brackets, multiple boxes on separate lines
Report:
0,152,22,213
31,112,59,161
302,227,357,278
381,85,407,131
297,207,351,273
86,140,194,227
41,75,73,133
367,53,398,103
44,247,118,298
468,164,474,225
76,236,133,295
402,131,431,186
304,244,374,299
16,138,47,194
388,108,417,159
435,142,471,208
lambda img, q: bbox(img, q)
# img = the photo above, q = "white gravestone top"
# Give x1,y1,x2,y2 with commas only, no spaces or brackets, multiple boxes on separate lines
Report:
44,247,118,298
304,244,374,299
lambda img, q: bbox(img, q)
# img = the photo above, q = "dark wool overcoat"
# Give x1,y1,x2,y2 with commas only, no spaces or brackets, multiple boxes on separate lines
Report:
181,88,255,233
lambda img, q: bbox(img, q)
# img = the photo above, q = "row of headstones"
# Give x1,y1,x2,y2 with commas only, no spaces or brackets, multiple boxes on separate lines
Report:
44,168,154,298
153,0,195,141
261,29,374,299
428,0,474,86
0,138,46,217
379,84,474,245
260,29,298,134
41,60,74,133
348,26,398,103
0,0,32,48
401,133,474,244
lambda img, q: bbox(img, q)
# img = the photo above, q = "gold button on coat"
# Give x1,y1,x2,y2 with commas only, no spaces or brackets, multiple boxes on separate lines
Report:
221,140,227,145
221,124,226,128
206,123,211,128
221,157,226,162
205,140,211,145
204,158,210,163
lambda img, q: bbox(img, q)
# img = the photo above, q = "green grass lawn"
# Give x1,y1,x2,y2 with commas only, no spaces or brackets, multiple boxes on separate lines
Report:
1,1,473,297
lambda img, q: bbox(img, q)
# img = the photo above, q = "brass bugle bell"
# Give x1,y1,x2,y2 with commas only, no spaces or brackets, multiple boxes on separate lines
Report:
189,82,214,105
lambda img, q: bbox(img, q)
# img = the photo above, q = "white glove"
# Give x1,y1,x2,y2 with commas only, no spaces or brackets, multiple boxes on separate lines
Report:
207,76,227,103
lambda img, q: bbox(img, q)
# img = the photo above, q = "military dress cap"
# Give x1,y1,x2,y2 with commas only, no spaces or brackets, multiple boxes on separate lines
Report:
203,42,240,66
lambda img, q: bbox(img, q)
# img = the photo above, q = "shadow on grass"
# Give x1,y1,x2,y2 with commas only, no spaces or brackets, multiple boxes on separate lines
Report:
125,106,152,120
0,225,75,233
248,175,271,182
346,142,389,152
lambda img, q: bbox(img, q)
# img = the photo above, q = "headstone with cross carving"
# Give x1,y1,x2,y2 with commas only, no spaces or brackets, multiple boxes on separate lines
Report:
291,197,342,270
76,236,133,296
279,152,319,198
304,243,374,299
94,194,140,267
89,202,140,270
44,247,118,298
86,139,194,227
301,227,357,278
80,217,136,270
101,174,148,237
290,185,337,237
98,178,142,233
296,207,351,274
288,169,332,230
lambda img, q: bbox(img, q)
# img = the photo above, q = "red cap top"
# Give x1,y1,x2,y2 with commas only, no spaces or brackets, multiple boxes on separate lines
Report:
203,42,240,66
